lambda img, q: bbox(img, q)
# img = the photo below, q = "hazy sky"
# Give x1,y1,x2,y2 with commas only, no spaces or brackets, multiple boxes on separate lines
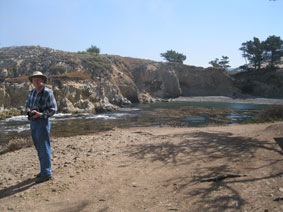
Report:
0,0,282,68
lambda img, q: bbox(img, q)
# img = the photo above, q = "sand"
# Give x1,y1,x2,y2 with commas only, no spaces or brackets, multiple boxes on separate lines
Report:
0,122,283,212
173,96,283,105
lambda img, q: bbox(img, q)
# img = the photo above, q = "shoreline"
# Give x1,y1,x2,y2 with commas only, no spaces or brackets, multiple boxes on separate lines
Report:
1,96,283,120
1,96,283,152
173,96,283,105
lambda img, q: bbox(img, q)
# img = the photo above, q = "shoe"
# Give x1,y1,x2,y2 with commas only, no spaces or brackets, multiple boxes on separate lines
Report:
35,173,41,178
35,175,52,184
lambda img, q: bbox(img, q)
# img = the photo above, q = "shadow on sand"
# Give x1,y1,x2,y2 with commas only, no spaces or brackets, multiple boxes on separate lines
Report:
0,178,36,199
124,131,283,211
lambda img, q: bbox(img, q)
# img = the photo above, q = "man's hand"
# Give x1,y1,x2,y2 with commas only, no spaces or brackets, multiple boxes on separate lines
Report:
32,110,41,119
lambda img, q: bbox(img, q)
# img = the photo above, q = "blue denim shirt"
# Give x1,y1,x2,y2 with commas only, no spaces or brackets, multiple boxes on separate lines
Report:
25,86,57,119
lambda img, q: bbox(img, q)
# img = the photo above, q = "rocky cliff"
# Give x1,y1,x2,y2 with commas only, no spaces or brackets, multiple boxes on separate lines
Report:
231,68,283,98
0,46,247,118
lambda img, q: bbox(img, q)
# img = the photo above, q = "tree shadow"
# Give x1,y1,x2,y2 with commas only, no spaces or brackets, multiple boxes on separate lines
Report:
167,166,283,212
126,131,282,166
124,131,283,211
274,137,283,151
0,178,36,199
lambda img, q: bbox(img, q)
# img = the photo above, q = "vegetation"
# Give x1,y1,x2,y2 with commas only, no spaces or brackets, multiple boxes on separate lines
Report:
160,50,186,64
0,138,33,155
5,76,29,83
86,45,100,54
50,72,92,81
239,37,265,70
239,35,283,70
5,72,91,83
0,108,21,119
209,56,230,70
255,105,283,122
264,35,283,67
78,45,100,55
49,64,66,75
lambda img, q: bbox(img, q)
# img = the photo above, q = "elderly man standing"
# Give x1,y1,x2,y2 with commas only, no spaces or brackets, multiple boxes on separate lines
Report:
25,71,57,183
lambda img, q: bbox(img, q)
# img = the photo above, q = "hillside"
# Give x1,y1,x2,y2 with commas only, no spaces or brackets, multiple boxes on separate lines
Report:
231,68,283,98
0,46,281,118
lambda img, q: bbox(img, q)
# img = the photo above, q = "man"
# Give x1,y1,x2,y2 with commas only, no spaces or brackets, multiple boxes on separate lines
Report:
25,71,57,183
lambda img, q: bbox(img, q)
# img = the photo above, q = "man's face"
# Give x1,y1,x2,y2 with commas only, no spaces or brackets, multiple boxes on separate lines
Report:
32,77,44,89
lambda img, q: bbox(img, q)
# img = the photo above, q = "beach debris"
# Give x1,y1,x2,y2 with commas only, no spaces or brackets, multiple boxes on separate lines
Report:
273,197,283,202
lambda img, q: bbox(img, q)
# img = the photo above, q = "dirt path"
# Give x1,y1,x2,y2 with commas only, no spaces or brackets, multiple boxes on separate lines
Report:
1,122,283,212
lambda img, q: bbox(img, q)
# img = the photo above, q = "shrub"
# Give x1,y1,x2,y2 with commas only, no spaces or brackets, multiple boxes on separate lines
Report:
241,84,254,94
49,72,92,81
0,109,21,119
257,105,283,122
48,65,66,75
77,51,88,54
0,138,33,155
5,76,29,83
86,45,100,54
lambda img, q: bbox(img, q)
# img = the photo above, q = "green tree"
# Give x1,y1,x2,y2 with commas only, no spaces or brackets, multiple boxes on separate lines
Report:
264,35,283,66
209,58,221,68
160,50,186,64
86,45,100,54
209,56,230,70
219,56,231,70
239,37,266,70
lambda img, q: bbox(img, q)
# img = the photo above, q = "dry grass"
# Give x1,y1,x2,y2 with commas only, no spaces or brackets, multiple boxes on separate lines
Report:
0,138,33,155
48,72,92,81
5,76,29,83
0,109,21,119
5,72,92,83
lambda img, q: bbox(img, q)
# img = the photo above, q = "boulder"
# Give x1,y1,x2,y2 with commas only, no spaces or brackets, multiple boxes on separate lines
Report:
0,69,8,81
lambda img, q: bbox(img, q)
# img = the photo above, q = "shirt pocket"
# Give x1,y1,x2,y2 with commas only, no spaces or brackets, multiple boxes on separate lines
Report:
37,98,46,112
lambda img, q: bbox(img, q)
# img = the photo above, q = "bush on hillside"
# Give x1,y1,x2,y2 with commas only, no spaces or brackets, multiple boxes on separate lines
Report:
48,65,66,75
50,72,92,81
160,50,186,64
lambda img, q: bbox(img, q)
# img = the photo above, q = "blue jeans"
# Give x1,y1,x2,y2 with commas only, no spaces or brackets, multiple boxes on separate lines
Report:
30,118,52,176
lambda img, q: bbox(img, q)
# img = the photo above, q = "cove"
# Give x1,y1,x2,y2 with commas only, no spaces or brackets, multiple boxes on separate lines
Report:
0,100,268,145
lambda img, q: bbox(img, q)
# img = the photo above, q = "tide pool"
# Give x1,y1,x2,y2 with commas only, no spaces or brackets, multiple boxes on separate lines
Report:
0,100,268,145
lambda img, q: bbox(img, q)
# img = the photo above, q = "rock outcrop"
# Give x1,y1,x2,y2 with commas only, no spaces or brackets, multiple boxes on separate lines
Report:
0,46,246,118
232,68,283,98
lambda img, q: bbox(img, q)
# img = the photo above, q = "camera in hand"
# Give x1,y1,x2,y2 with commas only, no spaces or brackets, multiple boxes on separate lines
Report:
27,108,38,120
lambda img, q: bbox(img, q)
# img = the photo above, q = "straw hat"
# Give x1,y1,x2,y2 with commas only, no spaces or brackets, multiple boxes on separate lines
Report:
28,71,47,83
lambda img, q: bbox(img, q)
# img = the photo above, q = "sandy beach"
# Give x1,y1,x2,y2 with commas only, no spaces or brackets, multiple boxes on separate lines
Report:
173,96,283,105
1,122,283,212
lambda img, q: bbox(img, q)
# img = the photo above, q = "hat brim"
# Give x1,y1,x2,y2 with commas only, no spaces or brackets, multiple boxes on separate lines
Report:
28,75,47,83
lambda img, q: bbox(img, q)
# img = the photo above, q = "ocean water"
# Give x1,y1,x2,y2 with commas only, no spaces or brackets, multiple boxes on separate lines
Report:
0,101,267,145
